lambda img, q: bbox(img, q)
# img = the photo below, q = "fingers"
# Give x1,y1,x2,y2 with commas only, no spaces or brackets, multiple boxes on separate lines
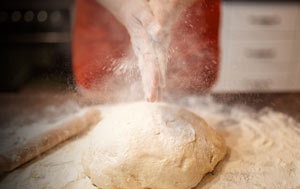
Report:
135,41,160,102
125,2,169,102
154,40,168,88
128,19,161,102
137,53,160,102
141,44,167,102
143,65,160,102
136,6,168,100
136,1,169,90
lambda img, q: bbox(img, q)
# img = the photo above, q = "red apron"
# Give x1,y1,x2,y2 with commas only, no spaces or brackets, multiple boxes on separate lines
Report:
73,0,220,93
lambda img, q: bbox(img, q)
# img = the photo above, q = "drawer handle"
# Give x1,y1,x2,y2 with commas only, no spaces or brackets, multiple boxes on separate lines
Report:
245,48,276,59
249,15,281,26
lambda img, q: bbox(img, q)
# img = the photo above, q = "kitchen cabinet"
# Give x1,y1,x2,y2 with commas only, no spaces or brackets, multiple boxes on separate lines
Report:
214,2,300,92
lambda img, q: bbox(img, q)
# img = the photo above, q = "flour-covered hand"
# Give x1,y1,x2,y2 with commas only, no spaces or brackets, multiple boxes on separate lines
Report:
96,0,198,101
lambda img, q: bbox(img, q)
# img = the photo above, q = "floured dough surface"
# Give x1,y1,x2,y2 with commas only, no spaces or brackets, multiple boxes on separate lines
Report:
82,102,227,189
1,96,300,189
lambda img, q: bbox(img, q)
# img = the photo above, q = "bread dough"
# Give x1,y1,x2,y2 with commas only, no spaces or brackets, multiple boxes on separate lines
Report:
82,102,226,189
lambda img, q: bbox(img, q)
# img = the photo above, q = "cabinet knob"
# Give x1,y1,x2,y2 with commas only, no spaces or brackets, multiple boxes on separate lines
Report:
249,15,281,26
245,48,276,59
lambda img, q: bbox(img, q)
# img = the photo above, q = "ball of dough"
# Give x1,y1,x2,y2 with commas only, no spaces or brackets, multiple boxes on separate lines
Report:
82,102,226,189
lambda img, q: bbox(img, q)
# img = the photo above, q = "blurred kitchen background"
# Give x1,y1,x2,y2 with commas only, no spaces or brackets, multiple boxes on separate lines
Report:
0,0,73,92
0,0,299,93
215,0,300,92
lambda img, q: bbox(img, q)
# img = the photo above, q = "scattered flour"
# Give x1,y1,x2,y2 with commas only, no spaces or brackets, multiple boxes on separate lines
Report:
0,100,83,162
0,96,300,188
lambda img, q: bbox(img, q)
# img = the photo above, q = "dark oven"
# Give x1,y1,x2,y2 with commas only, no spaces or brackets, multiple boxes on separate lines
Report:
0,0,74,91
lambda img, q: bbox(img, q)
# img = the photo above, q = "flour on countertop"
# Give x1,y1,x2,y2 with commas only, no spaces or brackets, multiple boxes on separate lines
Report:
0,100,82,155
1,96,300,189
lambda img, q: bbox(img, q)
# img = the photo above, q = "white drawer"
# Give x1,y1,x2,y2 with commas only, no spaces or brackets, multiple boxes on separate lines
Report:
214,72,293,92
237,73,292,91
227,30,296,41
221,2,232,29
229,3,298,31
224,60,294,75
295,58,300,88
227,41,296,73
298,43,300,60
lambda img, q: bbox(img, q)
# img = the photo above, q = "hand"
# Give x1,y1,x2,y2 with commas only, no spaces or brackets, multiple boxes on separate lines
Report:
97,0,197,102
